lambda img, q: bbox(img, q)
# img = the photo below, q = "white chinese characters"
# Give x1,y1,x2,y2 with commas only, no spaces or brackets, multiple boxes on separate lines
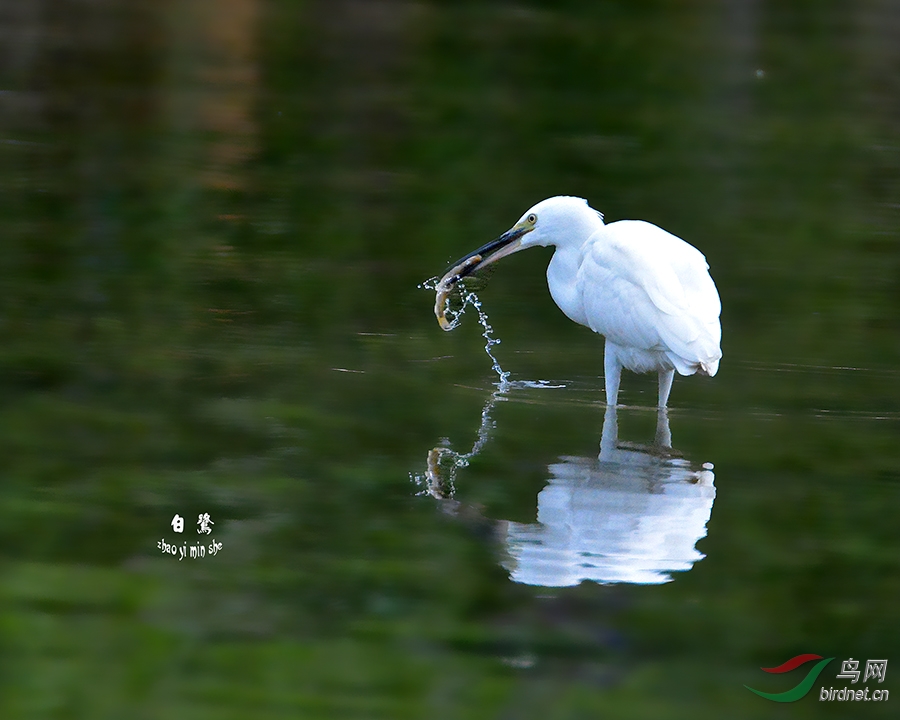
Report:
863,660,888,684
159,512,221,559
837,658,887,684
197,513,214,535
837,658,860,683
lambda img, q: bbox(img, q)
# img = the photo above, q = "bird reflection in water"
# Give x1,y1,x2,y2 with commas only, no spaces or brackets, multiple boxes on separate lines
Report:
415,394,716,588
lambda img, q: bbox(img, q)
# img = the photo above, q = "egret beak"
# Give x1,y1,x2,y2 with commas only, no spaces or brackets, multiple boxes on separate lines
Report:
443,223,532,281
433,222,533,330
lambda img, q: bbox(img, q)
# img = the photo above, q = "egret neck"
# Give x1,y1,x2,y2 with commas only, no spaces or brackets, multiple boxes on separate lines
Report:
541,206,602,328
547,241,589,328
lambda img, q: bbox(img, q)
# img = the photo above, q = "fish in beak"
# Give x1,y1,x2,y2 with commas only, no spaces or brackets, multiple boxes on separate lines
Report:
433,223,532,330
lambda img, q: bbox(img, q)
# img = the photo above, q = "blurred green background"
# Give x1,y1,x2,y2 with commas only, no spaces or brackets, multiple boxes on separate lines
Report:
1,0,898,717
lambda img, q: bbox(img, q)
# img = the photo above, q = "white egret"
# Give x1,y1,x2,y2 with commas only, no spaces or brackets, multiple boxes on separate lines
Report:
436,196,721,407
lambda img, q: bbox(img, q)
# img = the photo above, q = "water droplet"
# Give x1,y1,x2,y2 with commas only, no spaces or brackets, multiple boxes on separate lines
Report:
422,277,510,388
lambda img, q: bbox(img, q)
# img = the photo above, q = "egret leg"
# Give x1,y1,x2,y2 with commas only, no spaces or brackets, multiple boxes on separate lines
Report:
603,341,621,407
658,369,674,408
655,407,672,448
599,404,618,459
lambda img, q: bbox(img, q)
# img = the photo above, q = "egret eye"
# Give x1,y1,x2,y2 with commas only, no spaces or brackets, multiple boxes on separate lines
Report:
527,213,537,224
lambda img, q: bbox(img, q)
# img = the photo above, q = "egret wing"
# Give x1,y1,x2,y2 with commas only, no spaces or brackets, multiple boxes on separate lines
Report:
579,221,721,375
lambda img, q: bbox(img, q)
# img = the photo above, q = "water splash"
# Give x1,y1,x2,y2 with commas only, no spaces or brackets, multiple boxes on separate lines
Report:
420,276,510,390
412,277,568,497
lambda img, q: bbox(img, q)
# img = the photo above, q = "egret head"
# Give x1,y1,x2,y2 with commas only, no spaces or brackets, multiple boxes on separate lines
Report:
442,196,604,282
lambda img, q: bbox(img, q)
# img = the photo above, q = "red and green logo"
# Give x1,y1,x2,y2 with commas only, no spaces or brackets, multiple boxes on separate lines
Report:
745,654,834,702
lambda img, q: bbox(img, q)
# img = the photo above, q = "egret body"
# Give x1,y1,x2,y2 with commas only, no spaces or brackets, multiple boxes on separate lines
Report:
441,196,721,407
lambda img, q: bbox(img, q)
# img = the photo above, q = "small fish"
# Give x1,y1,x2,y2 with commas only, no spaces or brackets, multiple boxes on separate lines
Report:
434,254,482,330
